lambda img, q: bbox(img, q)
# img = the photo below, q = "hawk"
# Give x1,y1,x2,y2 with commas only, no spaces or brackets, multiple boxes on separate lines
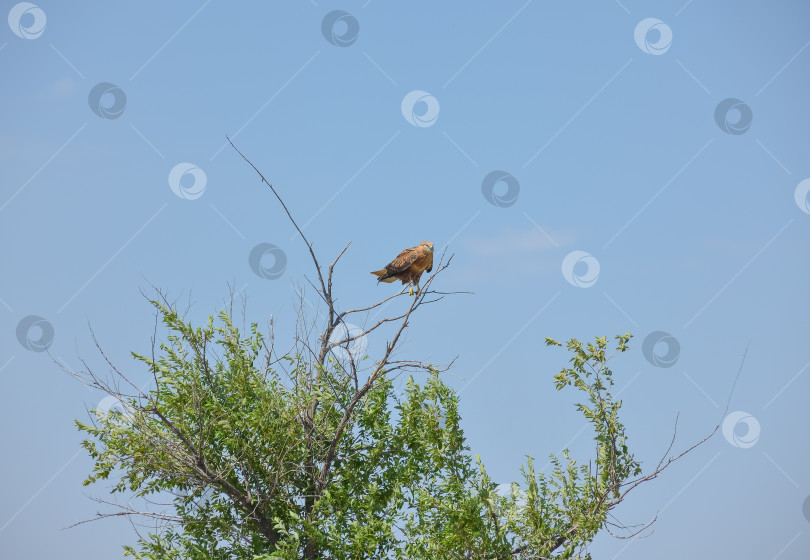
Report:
371,241,434,296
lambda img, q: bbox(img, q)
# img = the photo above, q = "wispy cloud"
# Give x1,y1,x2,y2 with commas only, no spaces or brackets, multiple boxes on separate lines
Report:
463,227,575,257
454,226,576,281
46,76,80,98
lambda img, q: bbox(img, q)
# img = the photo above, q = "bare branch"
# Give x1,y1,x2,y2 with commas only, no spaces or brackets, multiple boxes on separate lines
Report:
227,136,329,302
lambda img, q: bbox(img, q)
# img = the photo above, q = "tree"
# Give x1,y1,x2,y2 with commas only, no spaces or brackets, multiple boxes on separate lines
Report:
72,142,712,559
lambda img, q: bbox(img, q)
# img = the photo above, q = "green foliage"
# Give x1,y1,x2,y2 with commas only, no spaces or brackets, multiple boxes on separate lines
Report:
78,303,641,558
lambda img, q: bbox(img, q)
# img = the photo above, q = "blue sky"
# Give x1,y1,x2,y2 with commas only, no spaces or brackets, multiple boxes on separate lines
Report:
1,1,809,558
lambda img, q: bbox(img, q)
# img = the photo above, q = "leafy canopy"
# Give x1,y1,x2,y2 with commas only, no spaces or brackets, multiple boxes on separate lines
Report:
78,300,642,559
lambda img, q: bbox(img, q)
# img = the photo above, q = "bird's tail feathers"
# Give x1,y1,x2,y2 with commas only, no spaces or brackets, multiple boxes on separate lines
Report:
371,269,396,283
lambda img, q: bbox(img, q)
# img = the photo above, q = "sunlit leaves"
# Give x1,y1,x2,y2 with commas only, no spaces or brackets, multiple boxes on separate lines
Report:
78,306,640,559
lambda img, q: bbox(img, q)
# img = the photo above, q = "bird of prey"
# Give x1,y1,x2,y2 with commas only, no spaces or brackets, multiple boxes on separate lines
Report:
371,241,434,296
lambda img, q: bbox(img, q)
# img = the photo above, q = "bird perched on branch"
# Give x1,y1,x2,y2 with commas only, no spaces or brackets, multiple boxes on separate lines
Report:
371,241,434,296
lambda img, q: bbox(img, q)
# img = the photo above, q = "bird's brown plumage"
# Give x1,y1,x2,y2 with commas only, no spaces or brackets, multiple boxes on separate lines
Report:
371,241,434,295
